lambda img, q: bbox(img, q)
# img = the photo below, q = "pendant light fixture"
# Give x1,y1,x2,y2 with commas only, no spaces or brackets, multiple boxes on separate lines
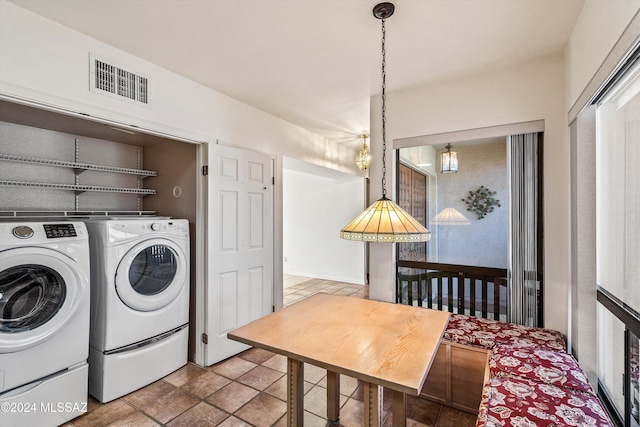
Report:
340,2,430,243
430,207,470,225
354,134,371,171
441,143,458,173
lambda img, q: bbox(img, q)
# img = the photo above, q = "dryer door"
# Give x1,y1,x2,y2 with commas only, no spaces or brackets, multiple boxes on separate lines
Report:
0,248,84,353
115,238,187,311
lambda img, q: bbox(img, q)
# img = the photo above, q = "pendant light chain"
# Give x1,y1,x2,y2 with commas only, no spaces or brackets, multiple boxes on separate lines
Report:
339,3,431,243
381,16,387,198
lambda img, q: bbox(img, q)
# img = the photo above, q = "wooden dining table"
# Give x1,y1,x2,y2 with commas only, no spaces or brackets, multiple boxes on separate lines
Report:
227,293,450,427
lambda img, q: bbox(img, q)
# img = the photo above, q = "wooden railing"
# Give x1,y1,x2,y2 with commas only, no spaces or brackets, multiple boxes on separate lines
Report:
396,261,509,321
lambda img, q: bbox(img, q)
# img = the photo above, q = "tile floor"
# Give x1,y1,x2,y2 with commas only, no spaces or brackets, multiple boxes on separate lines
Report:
282,274,313,289
65,279,477,427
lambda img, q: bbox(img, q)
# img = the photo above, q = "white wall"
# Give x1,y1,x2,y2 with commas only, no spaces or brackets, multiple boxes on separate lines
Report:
283,158,366,284
564,0,640,111
369,55,569,336
0,0,362,175
434,141,508,269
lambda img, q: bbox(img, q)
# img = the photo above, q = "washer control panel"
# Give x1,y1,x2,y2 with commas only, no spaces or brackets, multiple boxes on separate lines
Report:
0,222,85,244
43,223,77,239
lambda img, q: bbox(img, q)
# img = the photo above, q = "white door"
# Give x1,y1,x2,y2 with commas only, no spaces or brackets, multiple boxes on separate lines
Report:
204,143,274,365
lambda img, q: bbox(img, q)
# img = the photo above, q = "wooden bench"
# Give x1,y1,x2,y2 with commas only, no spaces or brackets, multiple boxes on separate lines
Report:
420,313,614,426
420,339,491,412
420,313,566,413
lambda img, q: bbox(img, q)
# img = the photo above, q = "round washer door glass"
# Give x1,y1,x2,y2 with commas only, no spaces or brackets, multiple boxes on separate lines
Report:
116,238,187,312
129,244,177,295
0,264,66,333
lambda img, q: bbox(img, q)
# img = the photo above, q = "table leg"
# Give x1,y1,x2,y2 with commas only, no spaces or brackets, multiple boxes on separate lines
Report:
392,390,407,427
287,358,304,427
363,382,383,427
326,370,340,421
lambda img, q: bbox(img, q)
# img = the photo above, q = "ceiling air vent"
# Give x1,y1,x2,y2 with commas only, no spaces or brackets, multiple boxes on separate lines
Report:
90,54,149,106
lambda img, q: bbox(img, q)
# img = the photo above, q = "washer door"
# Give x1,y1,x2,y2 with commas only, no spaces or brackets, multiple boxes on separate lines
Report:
0,248,84,353
115,238,187,312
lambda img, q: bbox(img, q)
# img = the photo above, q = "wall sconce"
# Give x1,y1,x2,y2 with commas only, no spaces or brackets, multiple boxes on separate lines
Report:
354,134,371,171
441,143,458,173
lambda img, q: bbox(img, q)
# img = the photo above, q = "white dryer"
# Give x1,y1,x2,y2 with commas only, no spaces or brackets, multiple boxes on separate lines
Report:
83,218,189,402
0,221,90,427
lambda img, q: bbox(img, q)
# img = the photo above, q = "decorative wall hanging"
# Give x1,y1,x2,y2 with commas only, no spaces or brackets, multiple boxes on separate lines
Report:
462,186,501,219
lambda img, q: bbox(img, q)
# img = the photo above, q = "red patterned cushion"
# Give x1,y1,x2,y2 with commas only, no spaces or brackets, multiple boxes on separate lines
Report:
444,313,566,351
475,382,492,427
477,377,613,427
489,344,593,394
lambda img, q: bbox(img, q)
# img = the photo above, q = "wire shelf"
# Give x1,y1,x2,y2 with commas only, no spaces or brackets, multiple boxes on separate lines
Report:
0,180,156,195
0,210,156,218
0,153,157,176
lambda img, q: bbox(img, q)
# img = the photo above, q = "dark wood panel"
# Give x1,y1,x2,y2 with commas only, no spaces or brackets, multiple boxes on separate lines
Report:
398,163,429,262
420,343,448,402
450,345,487,411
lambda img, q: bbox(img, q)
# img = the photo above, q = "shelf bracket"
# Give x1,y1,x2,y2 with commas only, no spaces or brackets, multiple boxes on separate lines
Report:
75,139,81,210
137,149,142,212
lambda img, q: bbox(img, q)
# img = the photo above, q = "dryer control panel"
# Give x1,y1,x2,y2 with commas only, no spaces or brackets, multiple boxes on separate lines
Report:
103,219,189,241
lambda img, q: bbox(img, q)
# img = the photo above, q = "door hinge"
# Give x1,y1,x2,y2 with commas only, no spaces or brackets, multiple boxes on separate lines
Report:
201,333,208,344
202,165,209,176
272,305,276,312
272,176,275,185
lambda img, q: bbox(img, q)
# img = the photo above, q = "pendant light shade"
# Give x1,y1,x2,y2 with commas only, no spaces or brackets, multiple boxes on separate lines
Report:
341,197,431,242
340,2,430,243
354,134,371,171
430,207,470,225
441,143,458,173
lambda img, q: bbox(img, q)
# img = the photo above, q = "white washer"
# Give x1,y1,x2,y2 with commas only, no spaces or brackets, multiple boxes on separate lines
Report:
83,218,189,402
0,221,90,427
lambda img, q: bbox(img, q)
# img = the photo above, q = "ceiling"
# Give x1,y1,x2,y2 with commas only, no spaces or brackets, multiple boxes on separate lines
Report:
9,0,585,148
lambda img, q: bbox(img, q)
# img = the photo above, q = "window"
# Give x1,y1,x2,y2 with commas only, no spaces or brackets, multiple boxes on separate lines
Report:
596,59,640,425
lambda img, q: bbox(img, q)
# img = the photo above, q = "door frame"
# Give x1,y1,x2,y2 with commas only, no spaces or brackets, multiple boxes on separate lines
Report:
394,120,546,325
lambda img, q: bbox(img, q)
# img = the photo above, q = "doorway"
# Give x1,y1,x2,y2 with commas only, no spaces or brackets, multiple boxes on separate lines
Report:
394,121,545,326
282,157,367,286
